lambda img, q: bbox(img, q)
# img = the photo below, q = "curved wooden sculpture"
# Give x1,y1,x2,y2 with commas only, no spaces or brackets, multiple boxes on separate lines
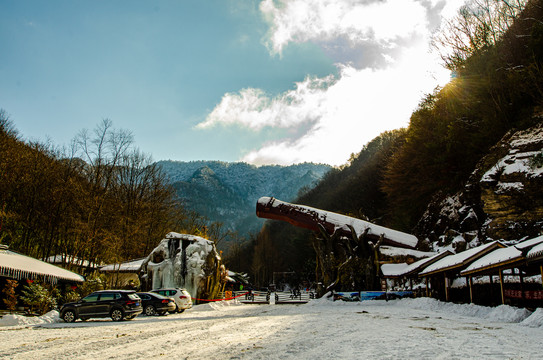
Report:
256,197,419,293
256,197,418,249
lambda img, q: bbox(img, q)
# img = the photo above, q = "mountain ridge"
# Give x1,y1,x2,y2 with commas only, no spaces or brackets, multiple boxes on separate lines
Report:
156,160,332,247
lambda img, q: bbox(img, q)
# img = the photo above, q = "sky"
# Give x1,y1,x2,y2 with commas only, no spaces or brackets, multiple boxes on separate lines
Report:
0,0,464,166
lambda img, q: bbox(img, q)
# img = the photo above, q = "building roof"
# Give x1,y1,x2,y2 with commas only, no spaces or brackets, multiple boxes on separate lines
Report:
44,254,100,269
460,247,523,276
380,263,409,277
419,241,504,277
527,242,543,263
381,250,454,278
0,247,85,283
461,236,543,276
99,258,146,273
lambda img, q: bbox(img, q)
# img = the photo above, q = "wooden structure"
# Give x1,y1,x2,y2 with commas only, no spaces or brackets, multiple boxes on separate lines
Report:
99,258,146,289
418,241,505,302
0,245,84,284
256,197,418,249
461,236,543,305
256,197,419,293
381,250,453,295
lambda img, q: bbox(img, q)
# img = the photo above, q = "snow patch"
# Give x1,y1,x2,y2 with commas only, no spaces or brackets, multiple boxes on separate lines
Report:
520,308,543,328
0,310,60,328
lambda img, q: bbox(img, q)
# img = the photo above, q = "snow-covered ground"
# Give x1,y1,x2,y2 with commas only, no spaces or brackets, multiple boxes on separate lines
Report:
1,297,542,359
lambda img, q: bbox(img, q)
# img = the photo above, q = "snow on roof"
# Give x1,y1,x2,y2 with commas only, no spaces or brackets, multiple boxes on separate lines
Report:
461,247,523,276
44,254,100,269
419,241,503,276
527,242,543,261
379,246,435,259
381,251,453,278
257,197,418,249
514,235,543,250
165,231,213,245
100,258,146,273
0,248,85,283
380,263,409,277
461,236,543,275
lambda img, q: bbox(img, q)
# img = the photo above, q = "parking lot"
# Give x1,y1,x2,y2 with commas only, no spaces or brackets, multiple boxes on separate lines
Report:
1,298,542,359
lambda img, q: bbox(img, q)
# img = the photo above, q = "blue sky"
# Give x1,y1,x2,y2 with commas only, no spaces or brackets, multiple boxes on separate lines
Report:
1,0,462,166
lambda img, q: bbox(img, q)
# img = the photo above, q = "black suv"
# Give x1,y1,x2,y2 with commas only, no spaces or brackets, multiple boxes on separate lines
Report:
60,290,143,322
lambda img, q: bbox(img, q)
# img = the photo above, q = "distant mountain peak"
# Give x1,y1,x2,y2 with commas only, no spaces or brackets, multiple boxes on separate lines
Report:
156,160,332,246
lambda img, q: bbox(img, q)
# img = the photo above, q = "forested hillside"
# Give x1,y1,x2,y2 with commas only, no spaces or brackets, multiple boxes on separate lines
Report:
157,160,331,247
0,118,209,269
226,0,543,287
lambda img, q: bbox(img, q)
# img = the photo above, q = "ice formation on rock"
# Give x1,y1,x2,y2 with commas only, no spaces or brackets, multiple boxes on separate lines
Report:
140,232,222,299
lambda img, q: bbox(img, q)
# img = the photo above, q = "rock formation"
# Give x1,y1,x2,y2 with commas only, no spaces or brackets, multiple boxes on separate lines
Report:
416,120,543,250
139,232,224,300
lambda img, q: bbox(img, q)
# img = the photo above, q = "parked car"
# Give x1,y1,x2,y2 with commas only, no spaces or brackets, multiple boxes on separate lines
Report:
136,292,176,316
151,288,192,313
60,290,143,322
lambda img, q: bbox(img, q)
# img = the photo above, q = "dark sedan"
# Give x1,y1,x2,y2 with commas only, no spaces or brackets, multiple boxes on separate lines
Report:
136,292,176,316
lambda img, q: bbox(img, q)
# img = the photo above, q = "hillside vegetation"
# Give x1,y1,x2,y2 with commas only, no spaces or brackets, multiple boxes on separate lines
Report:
157,160,331,247
0,118,210,269
227,0,543,287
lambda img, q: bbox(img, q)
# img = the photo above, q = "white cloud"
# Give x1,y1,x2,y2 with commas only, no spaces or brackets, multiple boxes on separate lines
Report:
239,45,450,166
198,0,464,166
260,0,431,56
197,75,335,131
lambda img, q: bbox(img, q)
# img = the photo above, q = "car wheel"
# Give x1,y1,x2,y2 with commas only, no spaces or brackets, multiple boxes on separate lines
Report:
144,305,156,316
177,308,185,313
62,310,76,323
110,308,124,322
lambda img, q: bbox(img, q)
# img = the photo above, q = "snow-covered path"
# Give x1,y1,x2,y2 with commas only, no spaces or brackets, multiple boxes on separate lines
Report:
1,298,542,359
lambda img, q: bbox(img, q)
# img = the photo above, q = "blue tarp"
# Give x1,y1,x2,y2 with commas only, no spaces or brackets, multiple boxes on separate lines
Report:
334,291,413,302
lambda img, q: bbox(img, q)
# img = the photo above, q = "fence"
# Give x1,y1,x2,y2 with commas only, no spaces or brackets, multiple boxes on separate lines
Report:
274,290,315,304
219,290,316,304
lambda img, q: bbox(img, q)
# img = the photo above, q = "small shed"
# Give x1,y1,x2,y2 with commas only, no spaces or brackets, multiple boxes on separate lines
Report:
419,241,505,302
0,245,84,284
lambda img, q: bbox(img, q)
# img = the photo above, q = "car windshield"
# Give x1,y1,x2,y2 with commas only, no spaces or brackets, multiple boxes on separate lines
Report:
128,294,140,300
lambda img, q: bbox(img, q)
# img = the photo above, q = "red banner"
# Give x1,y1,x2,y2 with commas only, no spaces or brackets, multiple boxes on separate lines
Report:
504,289,543,300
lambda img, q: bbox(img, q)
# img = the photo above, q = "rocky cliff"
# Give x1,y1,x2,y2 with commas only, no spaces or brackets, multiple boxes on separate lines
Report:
415,118,543,251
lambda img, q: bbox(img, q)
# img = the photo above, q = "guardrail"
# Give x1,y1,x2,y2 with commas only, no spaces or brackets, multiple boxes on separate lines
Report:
275,291,315,304
220,290,317,304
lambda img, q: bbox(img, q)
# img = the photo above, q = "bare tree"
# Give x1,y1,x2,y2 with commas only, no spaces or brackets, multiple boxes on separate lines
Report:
433,0,528,70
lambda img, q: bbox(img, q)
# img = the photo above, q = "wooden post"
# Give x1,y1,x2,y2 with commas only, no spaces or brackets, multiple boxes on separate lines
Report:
489,274,494,302
499,269,505,305
519,269,525,307
444,273,449,302
468,276,473,304
425,277,429,297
